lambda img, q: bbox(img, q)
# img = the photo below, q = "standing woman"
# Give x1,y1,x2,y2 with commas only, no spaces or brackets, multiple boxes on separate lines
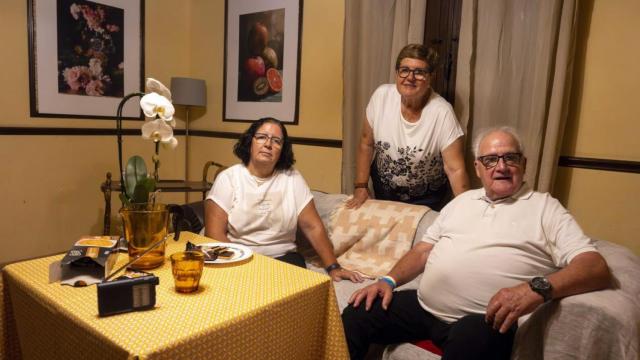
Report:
205,117,363,282
346,44,470,211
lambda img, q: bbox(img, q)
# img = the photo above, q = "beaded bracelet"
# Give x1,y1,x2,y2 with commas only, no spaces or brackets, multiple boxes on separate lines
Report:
379,275,397,290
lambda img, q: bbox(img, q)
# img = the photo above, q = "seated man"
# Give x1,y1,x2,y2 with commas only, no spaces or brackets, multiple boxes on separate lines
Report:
342,126,612,359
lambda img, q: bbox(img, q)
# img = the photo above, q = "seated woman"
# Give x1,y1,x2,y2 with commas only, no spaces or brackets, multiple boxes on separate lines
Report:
205,117,363,282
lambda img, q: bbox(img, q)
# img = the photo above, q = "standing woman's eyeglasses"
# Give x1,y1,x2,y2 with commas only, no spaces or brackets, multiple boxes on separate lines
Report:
396,67,430,80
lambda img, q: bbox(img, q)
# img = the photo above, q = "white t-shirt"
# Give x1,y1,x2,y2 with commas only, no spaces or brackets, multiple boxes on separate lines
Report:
418,184,597,323
366,84,464,202
206,164,313,257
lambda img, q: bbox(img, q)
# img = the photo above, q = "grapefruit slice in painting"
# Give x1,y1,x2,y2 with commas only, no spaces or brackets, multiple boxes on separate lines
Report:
266,68,282,93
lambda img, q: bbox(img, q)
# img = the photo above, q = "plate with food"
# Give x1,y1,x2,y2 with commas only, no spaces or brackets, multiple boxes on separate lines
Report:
187,242,253,264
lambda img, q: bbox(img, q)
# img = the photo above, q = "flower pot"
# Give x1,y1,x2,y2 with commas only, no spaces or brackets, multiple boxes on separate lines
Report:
120,203,182,270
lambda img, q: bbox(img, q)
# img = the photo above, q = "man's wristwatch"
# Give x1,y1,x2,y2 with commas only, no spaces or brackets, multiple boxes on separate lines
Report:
529,276,553,302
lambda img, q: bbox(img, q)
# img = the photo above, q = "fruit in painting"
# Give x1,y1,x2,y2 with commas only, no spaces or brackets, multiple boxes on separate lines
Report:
266,68,282,93
261,47,278,69
248,22,269,56
244,56,265,83
253,77,269,96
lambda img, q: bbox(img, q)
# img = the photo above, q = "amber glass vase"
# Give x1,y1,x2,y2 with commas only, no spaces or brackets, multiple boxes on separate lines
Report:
120,203,171,270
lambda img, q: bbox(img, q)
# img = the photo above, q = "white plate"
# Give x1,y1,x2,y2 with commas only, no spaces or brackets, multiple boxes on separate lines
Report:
199,242,253,264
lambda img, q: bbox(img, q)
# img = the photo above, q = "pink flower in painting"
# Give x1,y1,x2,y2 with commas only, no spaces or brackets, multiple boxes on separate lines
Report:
89,58,103,77
85,79,105,96
62,66,91,91
70,3,81,20
106,24,120,33
81,5,106,32
118,62,124,70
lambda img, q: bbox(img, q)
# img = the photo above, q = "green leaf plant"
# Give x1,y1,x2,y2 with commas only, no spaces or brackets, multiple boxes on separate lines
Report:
115,78,177,209
118,155,157,207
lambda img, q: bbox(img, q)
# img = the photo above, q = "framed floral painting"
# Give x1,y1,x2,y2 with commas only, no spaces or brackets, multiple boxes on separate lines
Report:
223,0,302,124
28,0,144,119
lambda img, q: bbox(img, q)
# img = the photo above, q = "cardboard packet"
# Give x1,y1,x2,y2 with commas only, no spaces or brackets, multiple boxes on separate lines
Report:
59,235,120,286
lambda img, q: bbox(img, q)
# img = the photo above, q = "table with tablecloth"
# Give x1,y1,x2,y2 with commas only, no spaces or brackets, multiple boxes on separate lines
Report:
0,232,349,359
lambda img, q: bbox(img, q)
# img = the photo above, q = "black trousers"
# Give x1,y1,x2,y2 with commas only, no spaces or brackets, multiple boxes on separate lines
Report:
274,252,307,268
342,290,516,360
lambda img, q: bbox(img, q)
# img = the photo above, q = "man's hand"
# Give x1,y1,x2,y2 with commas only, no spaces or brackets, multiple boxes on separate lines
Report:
330,268,365,283
348,281,394,311
485,282,544,333
345,188,369,209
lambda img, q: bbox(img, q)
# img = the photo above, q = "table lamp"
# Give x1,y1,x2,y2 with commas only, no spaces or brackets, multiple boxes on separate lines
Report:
170,77,206,189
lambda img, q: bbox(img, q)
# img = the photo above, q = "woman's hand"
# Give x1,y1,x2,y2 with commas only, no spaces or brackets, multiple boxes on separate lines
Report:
329,267,365,283
345,188,369,209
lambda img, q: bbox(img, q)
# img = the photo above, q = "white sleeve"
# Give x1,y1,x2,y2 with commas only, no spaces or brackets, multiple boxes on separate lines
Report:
205,170,234,214
542,195,598,267
365,85,384,128
438,107,464,152
291,170,313,216
420,200,454,245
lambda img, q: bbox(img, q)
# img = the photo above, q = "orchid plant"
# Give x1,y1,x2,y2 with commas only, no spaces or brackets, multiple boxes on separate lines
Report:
117,78,178,206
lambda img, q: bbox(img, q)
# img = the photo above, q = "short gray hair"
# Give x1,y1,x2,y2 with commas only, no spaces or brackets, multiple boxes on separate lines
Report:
472,126,525,158
395,44,439,73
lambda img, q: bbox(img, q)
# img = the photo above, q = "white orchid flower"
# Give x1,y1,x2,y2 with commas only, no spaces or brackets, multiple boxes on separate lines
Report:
141,119,177,147
161,137,179,150
145,78,172,100
140,92,175,121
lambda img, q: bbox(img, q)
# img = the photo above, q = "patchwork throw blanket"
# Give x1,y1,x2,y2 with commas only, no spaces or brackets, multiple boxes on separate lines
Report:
326,199,429,277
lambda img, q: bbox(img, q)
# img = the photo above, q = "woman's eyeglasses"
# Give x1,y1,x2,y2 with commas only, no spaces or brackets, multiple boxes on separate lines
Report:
397,67,430,81
477,153,523,169
254,133,283,147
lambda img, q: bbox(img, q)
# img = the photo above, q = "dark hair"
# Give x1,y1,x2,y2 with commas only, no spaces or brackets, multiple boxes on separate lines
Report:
395,44,439,73
233,117,296,170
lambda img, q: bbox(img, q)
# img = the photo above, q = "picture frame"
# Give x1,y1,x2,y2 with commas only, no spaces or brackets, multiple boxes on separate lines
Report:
28,0,145,119
223,0,303,124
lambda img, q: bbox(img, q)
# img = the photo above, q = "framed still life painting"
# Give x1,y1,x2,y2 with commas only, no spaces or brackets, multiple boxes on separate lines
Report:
28,0,144,119
223,0,303,124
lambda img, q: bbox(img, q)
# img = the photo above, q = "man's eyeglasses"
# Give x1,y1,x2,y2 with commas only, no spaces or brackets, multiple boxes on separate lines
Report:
254,133,283,147
477,153,523,169
397,67,430,80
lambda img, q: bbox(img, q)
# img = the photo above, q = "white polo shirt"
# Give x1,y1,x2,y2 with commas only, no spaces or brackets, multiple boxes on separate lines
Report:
417,184,597,323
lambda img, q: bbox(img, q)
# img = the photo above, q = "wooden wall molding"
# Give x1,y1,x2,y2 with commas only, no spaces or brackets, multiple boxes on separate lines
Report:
558,156,640,174
0,127,343,148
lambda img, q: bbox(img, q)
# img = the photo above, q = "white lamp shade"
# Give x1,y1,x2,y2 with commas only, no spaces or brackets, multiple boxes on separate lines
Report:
170,77,206,107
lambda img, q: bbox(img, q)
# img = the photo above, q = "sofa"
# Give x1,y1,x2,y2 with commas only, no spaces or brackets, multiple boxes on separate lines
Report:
304,191,640,360
181,192,640,359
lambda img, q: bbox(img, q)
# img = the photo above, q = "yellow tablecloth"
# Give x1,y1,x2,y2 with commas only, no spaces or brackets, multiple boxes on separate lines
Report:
1,232,349,359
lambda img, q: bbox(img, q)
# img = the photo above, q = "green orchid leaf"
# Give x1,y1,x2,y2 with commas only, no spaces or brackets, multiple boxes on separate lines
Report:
131,183,150,204
118,193,131,208
125,156,148,199
139,177,156,193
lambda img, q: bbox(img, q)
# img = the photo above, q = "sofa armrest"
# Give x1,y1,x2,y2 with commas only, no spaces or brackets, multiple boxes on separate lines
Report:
513,240,640,360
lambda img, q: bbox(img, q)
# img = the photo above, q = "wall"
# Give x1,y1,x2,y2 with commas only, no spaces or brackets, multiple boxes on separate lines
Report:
0,0,345,264
0,0,191,265
186,0,344,198
554,0,640,255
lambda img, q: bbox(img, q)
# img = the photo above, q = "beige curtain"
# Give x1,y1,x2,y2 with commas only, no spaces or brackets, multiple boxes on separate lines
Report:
341,0,426,194
456,0,578,191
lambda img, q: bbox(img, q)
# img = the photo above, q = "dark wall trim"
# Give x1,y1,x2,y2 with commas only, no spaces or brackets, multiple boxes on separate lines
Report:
0,127,343,148
191,130,342,148
558,156,640,174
